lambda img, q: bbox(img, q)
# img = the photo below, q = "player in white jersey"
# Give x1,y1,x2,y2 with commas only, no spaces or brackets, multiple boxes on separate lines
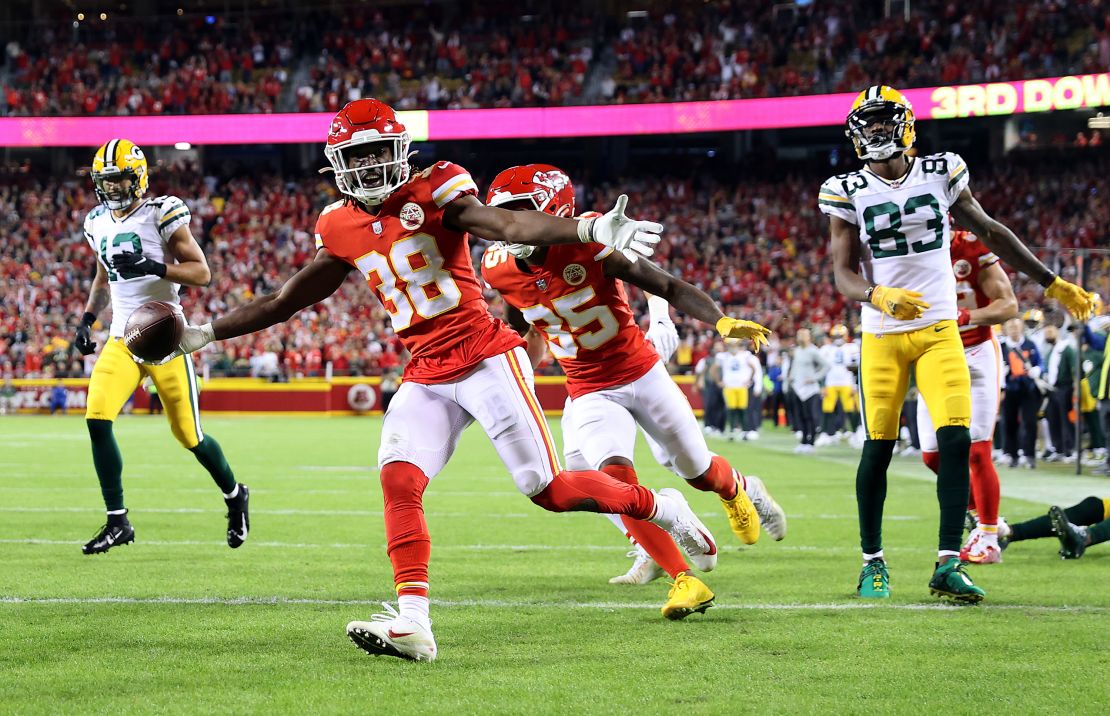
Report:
817,325,860,443
716,341,761,438
75,138,248,555
819,85,1095,603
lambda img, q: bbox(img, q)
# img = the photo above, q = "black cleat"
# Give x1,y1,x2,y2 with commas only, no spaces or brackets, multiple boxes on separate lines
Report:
82,513,134,555
225,484,249,548
1048,505,1087,560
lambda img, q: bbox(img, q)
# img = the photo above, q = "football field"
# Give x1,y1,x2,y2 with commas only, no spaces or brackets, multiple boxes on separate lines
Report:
2,415,1107,714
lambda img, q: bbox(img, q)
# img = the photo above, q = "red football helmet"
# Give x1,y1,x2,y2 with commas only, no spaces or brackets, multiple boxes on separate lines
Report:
486,164,576,218
324,99,411,204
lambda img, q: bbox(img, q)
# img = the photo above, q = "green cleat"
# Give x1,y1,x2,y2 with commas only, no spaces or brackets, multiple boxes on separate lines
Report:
857,558,890,599
1048,506,1088,560
928,557,985,604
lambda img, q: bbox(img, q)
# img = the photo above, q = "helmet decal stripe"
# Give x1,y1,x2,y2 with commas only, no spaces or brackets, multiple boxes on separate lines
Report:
104,139,119,168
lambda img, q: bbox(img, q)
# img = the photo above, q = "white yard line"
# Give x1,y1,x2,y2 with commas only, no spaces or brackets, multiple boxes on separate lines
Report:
0,595,1105,613
0,537,956,555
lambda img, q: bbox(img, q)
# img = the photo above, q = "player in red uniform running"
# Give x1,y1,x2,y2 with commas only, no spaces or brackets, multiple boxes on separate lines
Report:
480,164,787,615
156,99,721,661
916,229,1018,563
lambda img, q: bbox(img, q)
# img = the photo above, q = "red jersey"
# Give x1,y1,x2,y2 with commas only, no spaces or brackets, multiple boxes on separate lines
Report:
481,239,660,399
315,161,523,382
950,230,1000,348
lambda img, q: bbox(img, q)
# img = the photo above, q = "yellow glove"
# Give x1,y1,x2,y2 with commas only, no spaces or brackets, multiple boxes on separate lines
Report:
715,317,771,353
870,285,930,321
1044,276,1096,321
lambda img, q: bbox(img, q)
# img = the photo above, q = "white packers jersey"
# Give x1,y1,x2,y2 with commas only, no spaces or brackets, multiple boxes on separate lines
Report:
83,196,191,337
716,350,757,389
819,341,859,386
818,152,971,334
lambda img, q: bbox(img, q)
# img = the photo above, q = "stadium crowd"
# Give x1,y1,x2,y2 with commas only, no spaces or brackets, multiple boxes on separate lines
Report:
3,0,1107,115
1,151,1106,383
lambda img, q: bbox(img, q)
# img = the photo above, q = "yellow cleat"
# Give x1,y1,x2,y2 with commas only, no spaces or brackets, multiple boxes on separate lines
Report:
720,477,760,544
661,572,715,620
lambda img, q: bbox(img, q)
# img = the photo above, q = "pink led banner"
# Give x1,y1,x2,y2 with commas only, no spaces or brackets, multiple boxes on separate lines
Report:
1,74,1105,147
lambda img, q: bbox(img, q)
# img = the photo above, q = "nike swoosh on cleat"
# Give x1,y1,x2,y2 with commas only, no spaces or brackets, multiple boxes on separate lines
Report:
387,629,416,639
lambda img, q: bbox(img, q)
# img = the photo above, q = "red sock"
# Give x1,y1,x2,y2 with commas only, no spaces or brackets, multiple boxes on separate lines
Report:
531,469,655,519
686,455,740,500
380,461,431,598
602,464,689,578
922,450,940,475
969,440,1000,525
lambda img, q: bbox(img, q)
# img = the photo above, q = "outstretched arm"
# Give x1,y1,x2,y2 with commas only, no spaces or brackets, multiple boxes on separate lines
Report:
445,194,661,262
602,252,723,325
603,250,771,349
949,189,1054,286
211,249,352,340
444,194,580,247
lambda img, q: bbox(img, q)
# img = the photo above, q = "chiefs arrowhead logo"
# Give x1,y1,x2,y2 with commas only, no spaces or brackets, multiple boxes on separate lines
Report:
329,120,349,138
562,263,586,286
953,259,972,279
400,202,425,231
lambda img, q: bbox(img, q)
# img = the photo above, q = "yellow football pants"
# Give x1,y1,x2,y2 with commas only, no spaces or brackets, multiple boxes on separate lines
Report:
859,320,970,440
723,387,749,410
822,385,857,413
86,337,204,448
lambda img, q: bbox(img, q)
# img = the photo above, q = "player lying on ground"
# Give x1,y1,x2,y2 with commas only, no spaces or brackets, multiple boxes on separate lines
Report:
148,99,720,661
480,164,785,619
1001,496,1110,560
915,228,1018,565
821,85,1095,603
76,138,248,555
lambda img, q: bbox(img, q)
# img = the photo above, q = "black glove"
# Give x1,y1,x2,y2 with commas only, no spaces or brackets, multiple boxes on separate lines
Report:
112,251,167,278
74,312,97,356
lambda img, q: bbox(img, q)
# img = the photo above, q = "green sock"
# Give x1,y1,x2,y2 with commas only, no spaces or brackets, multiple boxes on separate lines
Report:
822,413,834,435
1008,496,1104,542
848,411,860,432
856,439,894,554
1009,514,1053,542
1088,518,1110,547
189,435,237,494
1066,496,1107,526
935,426,971,553
87,419,124,511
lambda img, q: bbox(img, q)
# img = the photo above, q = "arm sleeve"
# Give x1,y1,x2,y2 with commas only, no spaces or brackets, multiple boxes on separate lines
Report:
157,196,192,241
428,162,479,208
817,178,857,224
944,152,970,204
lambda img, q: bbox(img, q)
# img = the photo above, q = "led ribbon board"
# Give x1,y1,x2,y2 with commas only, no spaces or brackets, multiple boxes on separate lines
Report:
1,74,1105,147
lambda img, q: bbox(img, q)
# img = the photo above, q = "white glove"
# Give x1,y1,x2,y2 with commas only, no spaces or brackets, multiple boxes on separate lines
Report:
138,323,216,365
644,295,679,361
498,241,535,259
577,194,662,263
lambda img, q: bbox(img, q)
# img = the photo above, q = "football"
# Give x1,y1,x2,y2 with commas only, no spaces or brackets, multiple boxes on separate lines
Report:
123,301,184,362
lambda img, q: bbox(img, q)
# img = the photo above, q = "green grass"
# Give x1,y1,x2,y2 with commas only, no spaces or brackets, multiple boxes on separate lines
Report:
1,415,1107,715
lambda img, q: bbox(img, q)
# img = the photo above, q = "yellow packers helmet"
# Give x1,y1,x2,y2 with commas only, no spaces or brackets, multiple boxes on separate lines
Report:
829,324,849,341
1022,308,1044,328
91,138,149,210
845,86,916,161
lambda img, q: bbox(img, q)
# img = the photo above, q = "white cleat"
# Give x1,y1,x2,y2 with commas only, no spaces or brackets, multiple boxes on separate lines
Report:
744,475,787,541
347,603,437,662
657,488,717,572
609,545,664,585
